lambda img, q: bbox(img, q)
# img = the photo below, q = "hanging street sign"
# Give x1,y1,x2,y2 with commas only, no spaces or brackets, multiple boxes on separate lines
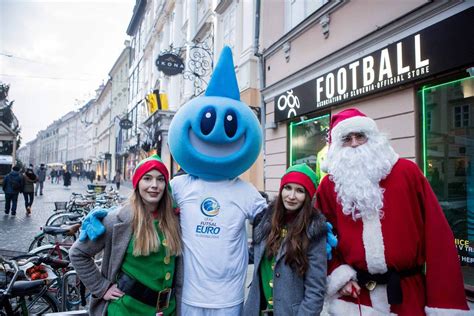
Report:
119,118,133,130
156,53,185,76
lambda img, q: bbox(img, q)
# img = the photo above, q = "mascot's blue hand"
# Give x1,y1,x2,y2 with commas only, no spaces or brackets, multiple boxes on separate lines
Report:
326,222,338,260
79,208,110,242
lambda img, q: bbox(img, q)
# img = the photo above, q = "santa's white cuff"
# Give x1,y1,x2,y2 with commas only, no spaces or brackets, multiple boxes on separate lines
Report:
425,306,472,315
327,264,357,297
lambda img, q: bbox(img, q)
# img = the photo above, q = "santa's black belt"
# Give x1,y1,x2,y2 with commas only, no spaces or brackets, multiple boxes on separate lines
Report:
355,266,422,305
116,272,174,311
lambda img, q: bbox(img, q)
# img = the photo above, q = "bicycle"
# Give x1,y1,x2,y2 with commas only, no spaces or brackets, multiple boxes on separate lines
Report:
12,253,89,312
0,255,60,315
28,222,81,253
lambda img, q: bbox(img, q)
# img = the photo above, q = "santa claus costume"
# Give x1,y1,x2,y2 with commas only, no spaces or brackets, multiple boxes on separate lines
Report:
316,108,470,315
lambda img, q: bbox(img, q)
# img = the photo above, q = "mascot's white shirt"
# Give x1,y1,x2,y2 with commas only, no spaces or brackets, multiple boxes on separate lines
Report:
171,174,266,308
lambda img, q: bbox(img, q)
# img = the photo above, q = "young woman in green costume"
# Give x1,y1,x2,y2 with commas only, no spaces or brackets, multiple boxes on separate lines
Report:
244,164,327,315
70,154,182,316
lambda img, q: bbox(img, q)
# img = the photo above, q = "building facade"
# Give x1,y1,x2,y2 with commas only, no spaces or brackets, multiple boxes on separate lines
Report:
120,0,263,188
260,0,474,295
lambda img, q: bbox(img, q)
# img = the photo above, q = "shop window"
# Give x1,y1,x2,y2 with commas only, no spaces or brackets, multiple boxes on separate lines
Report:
288,114,329,183
421,76,474,290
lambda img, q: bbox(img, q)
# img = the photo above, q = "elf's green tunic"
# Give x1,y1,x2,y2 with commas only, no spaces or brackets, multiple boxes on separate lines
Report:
107,221,176,316
260,255,275,313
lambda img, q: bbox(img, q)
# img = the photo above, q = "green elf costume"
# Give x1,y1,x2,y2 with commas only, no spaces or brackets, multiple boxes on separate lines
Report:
70,154,180,316
259,164,319,313
109,154,177,316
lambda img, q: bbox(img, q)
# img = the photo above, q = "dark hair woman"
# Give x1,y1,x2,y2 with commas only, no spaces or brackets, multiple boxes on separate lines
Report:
244,164,327,315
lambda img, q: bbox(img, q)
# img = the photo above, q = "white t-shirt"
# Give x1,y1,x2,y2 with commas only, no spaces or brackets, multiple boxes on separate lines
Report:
171,175,267,308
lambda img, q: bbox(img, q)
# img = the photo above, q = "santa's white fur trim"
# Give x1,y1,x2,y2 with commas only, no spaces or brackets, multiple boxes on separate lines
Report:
362,215,387,274
425,306,472,315
369,285,391,314
327,265,357,297
331,116,378,144
362,213,390,311
328,297,397,315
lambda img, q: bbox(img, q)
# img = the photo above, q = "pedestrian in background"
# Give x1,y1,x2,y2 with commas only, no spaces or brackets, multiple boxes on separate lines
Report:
56,168,63,184
244,164,327,315
22,164,37,216
35,163,47,196
2,165,24,216
70,154,182,316
63,169,72,188
113,170,121,190
50,169,57,184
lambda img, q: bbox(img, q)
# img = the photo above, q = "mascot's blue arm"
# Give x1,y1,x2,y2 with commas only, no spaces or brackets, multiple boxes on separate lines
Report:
78,208,112,242
326,222,338,260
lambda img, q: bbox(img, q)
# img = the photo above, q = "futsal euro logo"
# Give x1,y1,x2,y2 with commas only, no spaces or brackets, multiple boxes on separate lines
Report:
200,197,220,217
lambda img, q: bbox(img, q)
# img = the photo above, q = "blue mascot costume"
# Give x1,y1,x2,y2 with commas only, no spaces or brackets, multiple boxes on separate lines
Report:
79,46,337,315
168,46,266,314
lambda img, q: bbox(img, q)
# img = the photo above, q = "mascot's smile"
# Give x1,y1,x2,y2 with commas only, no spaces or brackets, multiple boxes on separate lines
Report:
189,128,245,158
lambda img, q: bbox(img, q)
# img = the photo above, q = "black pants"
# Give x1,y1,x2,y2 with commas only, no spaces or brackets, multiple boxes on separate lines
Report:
23,192,34,208
116,182,121,190
5,193,19,213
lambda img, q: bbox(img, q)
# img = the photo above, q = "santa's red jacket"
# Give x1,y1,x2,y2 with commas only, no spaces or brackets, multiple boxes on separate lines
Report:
316,158,470,315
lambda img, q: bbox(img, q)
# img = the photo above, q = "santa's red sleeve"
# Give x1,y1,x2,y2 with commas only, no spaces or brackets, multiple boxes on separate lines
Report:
315,177,357,297
417,169,470,314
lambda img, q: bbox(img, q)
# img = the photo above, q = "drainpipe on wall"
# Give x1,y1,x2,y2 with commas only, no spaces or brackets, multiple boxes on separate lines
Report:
254,0,266,190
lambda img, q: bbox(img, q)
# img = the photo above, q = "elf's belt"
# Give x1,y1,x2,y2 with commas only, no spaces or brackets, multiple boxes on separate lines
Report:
117,272,174,311
355,266,422,305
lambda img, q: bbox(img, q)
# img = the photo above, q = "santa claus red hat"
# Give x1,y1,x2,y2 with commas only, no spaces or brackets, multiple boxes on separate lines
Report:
329,108,378,144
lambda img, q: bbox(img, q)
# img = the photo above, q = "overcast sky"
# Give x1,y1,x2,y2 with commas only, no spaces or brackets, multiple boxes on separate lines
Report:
0,0,134,144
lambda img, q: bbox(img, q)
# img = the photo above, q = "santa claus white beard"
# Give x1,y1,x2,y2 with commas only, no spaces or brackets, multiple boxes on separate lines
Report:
325,135,398,220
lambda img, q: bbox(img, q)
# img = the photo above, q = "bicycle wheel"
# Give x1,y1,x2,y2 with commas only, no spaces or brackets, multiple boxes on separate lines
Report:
47,213,81,226
61,271,90,311
45,211,69,226
25,291,60,314
28,233,48,252
28,245,70,262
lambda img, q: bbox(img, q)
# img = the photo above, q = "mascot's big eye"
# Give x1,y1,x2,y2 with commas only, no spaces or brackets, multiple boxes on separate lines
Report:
224,110,237,138
201,107,216,135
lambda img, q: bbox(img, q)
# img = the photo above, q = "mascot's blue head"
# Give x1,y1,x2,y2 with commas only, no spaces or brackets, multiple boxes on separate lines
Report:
168,46,262,180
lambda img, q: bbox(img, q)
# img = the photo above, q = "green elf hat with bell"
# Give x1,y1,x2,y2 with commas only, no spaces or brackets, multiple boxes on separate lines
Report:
132,154,169,189
280,164,318,198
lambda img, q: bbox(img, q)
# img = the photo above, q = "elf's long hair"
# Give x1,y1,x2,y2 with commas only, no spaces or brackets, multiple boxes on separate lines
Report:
265,191,313,276
130,185,181,257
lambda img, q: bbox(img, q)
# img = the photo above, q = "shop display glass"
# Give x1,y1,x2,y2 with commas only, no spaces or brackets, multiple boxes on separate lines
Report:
288,114,329,183
421,75,474,290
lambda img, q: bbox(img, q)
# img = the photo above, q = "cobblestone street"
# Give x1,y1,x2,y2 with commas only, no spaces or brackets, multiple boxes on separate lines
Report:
0,179,131,254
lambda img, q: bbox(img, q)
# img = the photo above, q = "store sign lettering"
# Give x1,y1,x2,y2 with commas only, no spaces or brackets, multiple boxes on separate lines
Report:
316,34,429,105
273,8,474,122
156,53,185,76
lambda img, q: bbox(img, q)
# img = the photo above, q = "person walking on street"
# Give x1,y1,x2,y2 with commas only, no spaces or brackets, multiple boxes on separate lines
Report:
244,164,327,316
22,164,37,216
2,165,24,216
316,108,470,315
50,169,57,184
35,163,47,196
63,169,72,188
70,154,182,316
113,170,121,191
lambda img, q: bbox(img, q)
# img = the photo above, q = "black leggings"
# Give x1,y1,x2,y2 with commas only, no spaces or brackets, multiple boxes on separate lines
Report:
23,192,34,208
